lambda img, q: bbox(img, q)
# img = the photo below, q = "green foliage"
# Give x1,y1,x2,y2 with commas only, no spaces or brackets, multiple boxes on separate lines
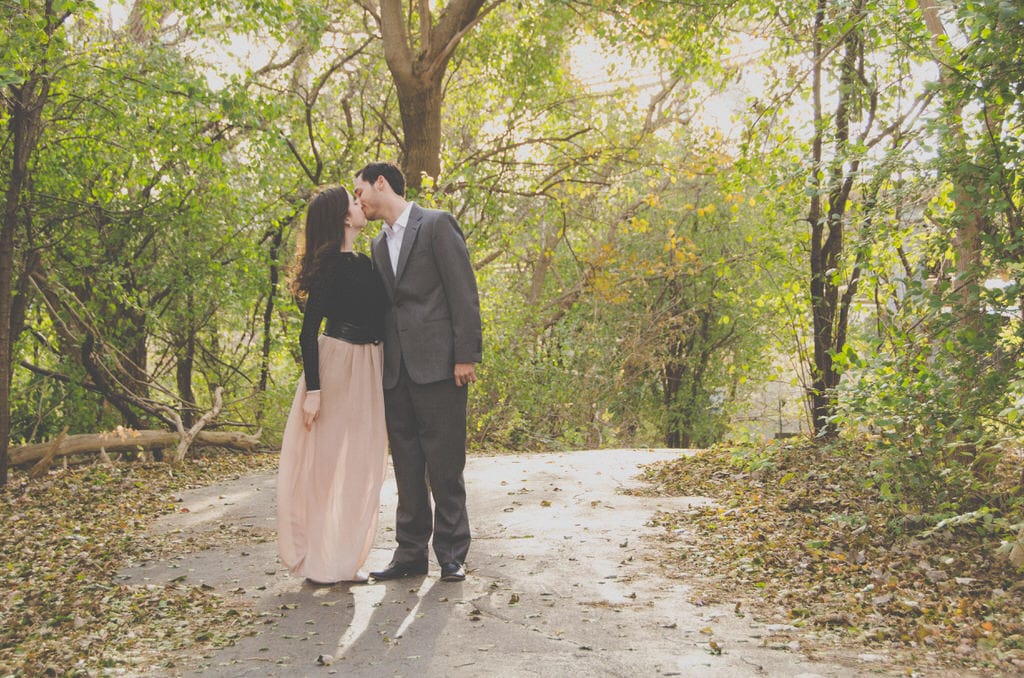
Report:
838,277,1023,513
2,0,1021,503
826,0,1024,512
10,355,120,443
4,0,784,455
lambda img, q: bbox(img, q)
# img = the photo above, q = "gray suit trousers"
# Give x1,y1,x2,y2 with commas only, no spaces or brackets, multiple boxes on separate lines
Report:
385,361,471,566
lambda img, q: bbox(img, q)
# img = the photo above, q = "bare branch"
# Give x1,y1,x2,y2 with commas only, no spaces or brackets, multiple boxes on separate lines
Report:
173,386,225,463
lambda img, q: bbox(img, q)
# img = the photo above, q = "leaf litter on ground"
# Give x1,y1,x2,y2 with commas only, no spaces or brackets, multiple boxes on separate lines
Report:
631,439,1024,675
8,442,1024,676
0,451,279,676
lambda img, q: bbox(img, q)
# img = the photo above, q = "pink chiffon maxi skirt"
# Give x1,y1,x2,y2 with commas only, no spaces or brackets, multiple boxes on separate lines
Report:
276,336,388,583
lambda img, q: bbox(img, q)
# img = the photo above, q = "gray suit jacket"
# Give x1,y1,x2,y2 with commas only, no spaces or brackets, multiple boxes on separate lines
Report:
371,204,482,389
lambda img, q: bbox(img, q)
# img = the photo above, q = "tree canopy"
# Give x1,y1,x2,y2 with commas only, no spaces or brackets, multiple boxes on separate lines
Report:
1,0,1021,515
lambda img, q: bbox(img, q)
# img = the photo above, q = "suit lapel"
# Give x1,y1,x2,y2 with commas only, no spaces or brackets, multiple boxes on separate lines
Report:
372,231,395,298
394,205,422,283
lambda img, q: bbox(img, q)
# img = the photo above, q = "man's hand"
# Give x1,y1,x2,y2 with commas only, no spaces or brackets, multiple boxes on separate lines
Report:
454,363,477,387
302,391,321,430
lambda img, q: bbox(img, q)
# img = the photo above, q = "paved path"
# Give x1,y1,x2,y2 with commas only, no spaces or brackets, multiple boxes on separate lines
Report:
121,449,869,677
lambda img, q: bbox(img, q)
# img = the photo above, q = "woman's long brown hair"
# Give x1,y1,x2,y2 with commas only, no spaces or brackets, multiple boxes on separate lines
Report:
290,186,349,300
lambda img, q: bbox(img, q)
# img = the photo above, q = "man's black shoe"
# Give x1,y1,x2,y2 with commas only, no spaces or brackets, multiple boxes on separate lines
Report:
369,561,428,580
440,562,465,582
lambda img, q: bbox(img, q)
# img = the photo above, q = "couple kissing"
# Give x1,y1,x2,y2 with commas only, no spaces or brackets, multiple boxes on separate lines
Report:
276,162,482,586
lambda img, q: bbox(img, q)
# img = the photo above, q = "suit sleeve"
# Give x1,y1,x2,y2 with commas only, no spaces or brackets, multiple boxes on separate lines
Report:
431,212,483,364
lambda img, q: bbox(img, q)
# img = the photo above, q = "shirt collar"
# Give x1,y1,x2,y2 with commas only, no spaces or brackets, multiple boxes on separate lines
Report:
383,202,414,238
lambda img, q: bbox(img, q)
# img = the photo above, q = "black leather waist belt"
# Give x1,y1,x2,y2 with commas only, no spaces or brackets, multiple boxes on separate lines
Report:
324,320,381,345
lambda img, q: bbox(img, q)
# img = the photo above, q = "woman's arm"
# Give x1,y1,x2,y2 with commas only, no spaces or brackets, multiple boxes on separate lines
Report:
298,288,326,391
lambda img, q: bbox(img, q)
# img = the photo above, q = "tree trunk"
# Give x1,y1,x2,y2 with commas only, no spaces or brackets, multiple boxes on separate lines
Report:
918,0,987,328
663,368,682,448
0,174,14,488
124,304,150,405
807,0,832,436
662,338,685,448
176,329,197,429
375,0,493,191
258,223,284,422
395,79,444,188
1,72,51,487
807,0,866,435
528,218,562,304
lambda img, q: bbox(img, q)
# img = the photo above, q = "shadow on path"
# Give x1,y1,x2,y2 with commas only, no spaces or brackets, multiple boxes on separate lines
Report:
121,449,873,677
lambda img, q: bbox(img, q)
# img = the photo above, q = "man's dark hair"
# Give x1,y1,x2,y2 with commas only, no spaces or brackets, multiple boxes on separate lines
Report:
356,162,406,197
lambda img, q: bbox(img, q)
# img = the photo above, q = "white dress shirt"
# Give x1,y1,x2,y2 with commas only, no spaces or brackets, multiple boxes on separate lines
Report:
382,202,414,275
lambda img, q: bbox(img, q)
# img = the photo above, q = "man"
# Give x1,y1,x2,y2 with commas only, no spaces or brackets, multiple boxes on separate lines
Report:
354,162,482,583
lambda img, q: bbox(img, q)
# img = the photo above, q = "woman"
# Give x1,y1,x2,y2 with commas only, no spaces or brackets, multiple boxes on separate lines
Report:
277,185,387,584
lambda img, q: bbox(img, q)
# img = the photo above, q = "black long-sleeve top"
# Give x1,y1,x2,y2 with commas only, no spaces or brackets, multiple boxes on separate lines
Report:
299,251,386,391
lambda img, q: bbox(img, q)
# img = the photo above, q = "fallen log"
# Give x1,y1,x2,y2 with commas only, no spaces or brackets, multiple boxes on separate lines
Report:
9,428,263,466
28,427,69,479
